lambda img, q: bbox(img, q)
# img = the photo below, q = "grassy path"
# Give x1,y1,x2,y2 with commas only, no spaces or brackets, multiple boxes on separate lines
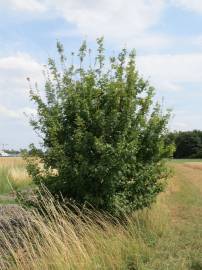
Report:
171,162,202,269
148,162,202,270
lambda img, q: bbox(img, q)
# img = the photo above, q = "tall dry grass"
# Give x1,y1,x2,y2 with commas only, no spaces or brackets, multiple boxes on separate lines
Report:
0,157,25,167
0,157,31,193
1,163,199,269
7,167,32,190
0,191,169,270
0,159,172,270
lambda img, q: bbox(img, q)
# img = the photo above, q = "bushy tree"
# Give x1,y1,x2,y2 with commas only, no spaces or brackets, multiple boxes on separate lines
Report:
170,130,202,158
27,38,173,214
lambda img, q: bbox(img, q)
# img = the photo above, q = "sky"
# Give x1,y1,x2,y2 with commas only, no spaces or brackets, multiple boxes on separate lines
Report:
1,0,202,149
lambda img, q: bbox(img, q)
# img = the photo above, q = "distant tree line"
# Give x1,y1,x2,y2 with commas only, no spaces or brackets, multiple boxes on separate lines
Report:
3,149,20,155
168,130,202,158
3,149,31,156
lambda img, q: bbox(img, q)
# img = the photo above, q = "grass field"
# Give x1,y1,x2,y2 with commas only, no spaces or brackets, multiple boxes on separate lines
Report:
0,158,202,269
0,157,31,194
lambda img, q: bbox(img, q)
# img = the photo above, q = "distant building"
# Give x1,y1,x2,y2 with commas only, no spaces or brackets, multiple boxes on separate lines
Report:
0,150,9,157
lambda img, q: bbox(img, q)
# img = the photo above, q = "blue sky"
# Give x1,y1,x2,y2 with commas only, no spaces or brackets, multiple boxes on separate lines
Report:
1,0,202,149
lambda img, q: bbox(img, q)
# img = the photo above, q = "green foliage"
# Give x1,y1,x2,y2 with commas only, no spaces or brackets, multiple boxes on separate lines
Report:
169,130,202,159
27,38,173,214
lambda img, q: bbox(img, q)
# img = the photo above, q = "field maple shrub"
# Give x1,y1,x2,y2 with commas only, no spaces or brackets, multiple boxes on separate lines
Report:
27,38,173,215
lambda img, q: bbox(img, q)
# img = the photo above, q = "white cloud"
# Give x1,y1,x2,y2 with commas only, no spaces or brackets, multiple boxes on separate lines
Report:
0,0,46,12
192,35,202,46
127,33,171,49
0,52,43,148
50,0,164,37
171,0,202,14
1,0,201,49
0,105,36,119
0,0,169,48
47,0,169,48
0,105,19,119
136,53,202,131
0,53,41,73
0,103,38,148
137,53,202,92
170,111,202,131
0,53,43,101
